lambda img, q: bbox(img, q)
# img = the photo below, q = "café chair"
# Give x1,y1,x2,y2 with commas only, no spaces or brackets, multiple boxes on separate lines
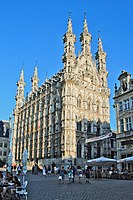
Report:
16,180,28,200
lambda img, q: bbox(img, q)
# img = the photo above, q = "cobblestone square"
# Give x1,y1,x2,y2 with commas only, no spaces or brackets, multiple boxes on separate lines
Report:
25,172,133,200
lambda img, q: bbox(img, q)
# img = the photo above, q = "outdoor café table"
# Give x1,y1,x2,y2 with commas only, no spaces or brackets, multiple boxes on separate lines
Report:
0,182,14,187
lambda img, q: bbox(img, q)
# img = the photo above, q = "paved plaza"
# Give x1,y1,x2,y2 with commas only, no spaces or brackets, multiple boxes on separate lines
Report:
25,171,133,200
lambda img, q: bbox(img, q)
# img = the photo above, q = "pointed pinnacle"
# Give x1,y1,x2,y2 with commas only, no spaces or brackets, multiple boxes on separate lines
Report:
34,66,38,78
67,17,72,33
20,69,24,81
83,18,88,33
98,36,103,52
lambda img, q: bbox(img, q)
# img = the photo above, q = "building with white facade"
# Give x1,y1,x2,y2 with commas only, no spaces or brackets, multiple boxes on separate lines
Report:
114,70,133,171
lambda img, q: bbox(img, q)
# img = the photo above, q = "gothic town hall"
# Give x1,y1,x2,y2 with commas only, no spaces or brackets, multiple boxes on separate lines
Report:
12,17,111,167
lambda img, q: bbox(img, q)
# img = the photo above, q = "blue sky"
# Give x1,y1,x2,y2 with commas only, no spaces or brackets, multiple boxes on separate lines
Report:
0,0,133,130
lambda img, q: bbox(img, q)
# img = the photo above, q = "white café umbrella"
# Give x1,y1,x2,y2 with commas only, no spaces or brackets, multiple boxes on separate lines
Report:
22,149,28,167
123,156,133,163
87,156,117,166
7,151,13,173
22,149,28,184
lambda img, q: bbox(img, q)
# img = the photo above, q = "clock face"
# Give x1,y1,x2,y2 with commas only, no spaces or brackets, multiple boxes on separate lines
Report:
122,80,127,91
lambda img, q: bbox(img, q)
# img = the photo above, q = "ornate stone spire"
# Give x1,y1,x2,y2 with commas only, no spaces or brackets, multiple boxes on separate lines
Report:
67,17,72,33
62,16,76,71
15,69,26,108
31,66,39,92
80,14,92,56
98,37,103,52
20,69,24,81
83,14,88,33
95,34,106,72
95,34,108,87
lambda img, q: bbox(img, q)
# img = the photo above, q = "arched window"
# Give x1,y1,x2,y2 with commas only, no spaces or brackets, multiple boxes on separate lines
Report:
77,141,81,158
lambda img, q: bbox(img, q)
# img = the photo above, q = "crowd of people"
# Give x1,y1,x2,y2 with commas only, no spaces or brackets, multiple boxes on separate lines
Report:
31,163,91,184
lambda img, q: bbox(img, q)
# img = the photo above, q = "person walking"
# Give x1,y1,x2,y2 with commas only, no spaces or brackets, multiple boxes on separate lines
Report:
43,165,47,177
67,167,72,183
34,163,38,175
17,164,21,175
47,165,51,176
60,166,65,184
32,165,35,174
71,166,76,182
54,166,57,176
78,169,83,183
85,167,91,183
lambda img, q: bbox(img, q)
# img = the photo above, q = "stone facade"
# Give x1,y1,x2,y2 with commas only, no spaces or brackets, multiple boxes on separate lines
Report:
12,17,111,167
114,70,133,170
0,120,10,164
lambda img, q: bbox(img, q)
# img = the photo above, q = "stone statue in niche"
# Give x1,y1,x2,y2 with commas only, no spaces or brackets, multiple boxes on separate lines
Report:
122,80,127,91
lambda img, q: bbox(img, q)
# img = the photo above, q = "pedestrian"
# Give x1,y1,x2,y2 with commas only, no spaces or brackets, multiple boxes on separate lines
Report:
71,166,76,182
60,166,65,184
17,164,21,175
34,163,38,175
78,169,83,183
85,167,90,183
13,164,16,172
43,165,47,177
47,165,51,176
54,166,57,176
32,165,35,174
